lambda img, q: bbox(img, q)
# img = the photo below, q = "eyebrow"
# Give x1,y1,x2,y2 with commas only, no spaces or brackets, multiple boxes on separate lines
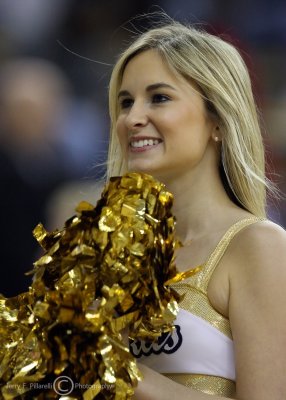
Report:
117,82,176,98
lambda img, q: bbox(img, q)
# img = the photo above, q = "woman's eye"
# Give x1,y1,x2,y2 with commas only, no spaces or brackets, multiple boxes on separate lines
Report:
152,93,170,104
120,98,133,109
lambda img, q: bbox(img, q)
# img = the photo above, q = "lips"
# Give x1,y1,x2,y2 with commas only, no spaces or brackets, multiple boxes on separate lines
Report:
130,139,160,148
129,136,162,152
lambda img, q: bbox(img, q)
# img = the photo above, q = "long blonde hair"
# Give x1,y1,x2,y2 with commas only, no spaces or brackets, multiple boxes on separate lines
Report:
108,20,270,217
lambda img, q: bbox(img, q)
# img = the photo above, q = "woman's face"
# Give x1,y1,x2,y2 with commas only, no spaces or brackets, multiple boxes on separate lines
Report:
116,49,216,181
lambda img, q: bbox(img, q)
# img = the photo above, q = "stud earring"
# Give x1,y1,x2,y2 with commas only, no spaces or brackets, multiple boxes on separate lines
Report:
213,126,220,142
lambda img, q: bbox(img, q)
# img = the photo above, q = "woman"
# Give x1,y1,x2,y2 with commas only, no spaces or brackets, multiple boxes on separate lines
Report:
107,20,286,400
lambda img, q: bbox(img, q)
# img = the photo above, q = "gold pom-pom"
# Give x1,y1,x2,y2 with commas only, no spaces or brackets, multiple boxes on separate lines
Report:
0,172,197,399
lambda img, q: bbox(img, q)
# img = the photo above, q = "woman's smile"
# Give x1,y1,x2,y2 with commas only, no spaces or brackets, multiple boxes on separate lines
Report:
129,136,162,152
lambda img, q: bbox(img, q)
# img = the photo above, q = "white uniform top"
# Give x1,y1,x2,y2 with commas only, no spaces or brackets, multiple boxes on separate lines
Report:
130,308,235,380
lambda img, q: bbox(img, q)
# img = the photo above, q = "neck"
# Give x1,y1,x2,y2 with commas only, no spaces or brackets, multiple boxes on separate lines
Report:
162,166,246,244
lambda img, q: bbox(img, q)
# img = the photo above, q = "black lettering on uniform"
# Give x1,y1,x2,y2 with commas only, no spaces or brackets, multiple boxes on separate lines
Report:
129,325,183,358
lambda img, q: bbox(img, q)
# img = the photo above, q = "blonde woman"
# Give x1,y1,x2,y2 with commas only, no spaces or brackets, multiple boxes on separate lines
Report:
107,20,286,400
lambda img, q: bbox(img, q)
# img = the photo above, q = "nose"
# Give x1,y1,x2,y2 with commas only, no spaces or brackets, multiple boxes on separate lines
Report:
125,101,148,130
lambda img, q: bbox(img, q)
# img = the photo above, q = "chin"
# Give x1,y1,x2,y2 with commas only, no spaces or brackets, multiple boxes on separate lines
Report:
127,162,170,183
128,162,154,175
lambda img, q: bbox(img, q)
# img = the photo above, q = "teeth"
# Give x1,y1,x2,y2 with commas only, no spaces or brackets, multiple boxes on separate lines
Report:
131,139,160,148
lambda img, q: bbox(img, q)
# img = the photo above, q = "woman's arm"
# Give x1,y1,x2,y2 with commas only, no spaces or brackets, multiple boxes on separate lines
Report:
229,220,286,400
134,221,286,400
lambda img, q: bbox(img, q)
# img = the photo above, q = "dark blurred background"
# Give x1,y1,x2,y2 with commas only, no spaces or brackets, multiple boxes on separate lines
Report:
0,0,285,296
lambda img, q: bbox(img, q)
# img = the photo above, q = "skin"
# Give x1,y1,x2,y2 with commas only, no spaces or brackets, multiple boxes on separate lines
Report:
117,51,215,181
116,49,286,400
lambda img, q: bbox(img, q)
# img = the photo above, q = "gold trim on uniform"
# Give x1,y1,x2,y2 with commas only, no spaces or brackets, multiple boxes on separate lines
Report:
164,373,236,397
171,284,232,338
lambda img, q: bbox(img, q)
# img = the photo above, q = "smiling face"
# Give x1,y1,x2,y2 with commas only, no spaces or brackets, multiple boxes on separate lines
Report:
116,49,217,182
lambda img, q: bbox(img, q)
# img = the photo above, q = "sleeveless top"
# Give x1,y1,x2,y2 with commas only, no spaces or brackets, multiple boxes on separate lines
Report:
129,217,264,398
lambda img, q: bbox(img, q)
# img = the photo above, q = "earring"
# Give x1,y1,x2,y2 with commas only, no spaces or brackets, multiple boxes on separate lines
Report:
213,126,220,142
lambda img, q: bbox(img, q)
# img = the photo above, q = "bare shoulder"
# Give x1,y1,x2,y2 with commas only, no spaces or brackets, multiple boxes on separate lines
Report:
229,219,286,278
228,218,286,304
209,219,286,316
239,218,286,244
228,220,286,399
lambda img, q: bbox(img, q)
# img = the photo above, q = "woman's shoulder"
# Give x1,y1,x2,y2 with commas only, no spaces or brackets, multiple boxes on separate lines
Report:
228,219,286,400
241,216,284,235
236,218,286,253
230,218,286,281
207,217,285,318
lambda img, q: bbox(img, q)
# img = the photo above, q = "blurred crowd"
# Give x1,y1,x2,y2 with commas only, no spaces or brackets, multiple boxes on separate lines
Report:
0,0,285,296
